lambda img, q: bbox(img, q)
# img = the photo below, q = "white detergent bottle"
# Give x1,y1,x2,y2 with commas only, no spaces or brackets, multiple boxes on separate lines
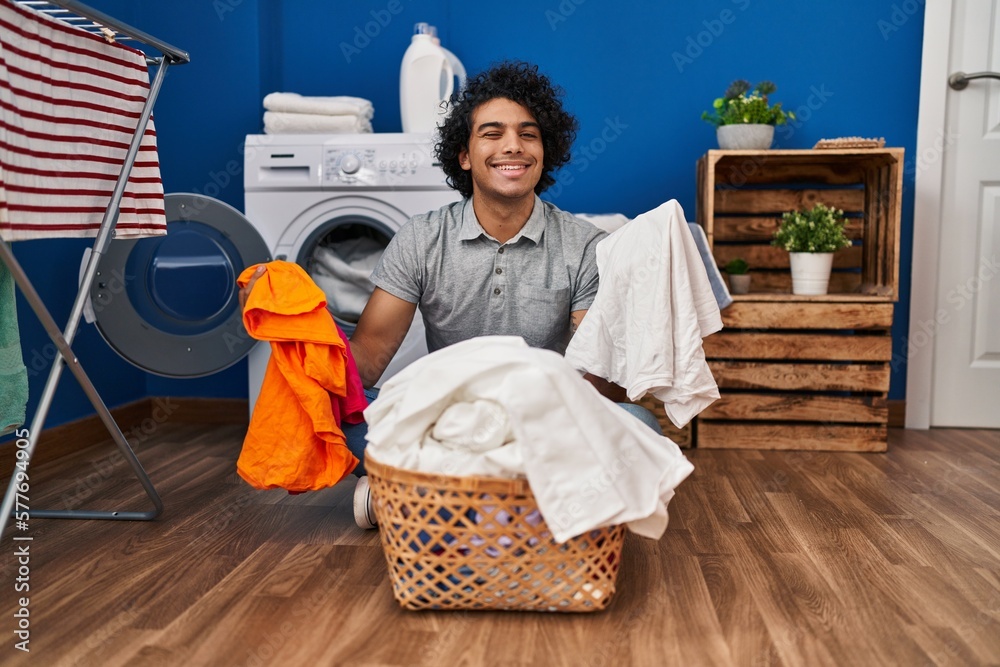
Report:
441,45,466,100
429,26,466,110
427,25,467,106
429,26,466,118
400,22,463,133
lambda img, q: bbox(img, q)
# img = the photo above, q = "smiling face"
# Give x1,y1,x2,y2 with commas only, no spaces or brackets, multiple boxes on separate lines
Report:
458,98,544,205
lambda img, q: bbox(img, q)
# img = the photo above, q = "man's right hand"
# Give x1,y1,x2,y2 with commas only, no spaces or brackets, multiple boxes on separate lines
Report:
239,265,266,311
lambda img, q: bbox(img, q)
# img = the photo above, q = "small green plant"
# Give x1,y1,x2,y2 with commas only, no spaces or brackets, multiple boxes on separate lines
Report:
725,258,749,275
701,80,795,127
772,203,853,253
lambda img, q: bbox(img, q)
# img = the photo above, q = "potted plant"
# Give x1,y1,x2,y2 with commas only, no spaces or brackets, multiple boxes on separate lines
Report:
771,203,852,295
724,258,751,294
701,80,795,150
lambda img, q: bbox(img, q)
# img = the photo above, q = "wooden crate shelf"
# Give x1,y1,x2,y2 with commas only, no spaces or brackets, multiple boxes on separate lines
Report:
696,148,903,298
697,422,888,452
694,149,903,451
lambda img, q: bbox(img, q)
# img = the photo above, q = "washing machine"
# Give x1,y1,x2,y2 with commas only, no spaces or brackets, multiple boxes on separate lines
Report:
86,193,272,380
243,133,461,411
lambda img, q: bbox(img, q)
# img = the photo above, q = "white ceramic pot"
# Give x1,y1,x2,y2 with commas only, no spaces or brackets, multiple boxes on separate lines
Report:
728,274,751,295
716,124,774,150
789,252,834,295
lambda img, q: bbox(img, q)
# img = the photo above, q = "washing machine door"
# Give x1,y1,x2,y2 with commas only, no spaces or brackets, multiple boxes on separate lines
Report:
91,193,271,378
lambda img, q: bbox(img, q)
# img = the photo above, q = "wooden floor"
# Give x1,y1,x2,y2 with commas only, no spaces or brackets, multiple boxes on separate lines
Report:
1,424,998,666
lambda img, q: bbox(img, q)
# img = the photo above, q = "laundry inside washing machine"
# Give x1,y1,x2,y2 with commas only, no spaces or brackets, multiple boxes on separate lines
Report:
298,218,393,334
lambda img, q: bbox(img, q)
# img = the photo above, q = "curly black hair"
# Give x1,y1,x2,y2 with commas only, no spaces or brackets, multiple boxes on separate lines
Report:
435,61,578,199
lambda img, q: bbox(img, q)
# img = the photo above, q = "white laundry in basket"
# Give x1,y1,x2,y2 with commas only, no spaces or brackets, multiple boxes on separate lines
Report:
363,336,695,543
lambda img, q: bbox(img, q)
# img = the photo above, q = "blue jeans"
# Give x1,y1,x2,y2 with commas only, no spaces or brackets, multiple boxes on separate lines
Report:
343,388,662,478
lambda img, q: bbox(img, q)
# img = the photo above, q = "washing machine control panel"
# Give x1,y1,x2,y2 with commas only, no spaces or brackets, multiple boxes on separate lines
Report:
322,143,447,188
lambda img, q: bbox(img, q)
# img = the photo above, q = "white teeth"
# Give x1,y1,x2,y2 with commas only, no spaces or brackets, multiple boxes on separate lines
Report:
495,165,525,171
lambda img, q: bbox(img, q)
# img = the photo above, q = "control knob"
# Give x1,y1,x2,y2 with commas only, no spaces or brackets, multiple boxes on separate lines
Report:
340,154,361,175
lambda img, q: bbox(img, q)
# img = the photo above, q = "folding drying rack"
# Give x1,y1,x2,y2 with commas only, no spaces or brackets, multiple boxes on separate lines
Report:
0,0,190,538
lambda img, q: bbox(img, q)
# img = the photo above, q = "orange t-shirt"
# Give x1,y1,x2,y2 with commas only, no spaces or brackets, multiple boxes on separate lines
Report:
236,261,365,492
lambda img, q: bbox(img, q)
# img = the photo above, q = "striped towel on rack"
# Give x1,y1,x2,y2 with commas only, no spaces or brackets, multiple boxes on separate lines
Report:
0,0,166,241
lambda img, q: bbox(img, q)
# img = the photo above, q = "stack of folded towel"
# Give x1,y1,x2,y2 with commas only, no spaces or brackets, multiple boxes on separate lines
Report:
262,93,374,134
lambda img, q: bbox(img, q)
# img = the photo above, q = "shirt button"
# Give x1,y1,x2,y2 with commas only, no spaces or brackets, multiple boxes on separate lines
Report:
494,288,501,295
495,268,502,275
498,247,505,254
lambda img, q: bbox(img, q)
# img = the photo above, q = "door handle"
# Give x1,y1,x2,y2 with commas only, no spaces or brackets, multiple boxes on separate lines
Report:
949,71,1000,90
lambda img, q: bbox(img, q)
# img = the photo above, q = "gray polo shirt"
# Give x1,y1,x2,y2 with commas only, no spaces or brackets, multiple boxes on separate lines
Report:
371,195,606,354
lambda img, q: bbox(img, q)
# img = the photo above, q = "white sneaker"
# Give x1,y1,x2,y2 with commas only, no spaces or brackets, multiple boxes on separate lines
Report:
353,476,377,530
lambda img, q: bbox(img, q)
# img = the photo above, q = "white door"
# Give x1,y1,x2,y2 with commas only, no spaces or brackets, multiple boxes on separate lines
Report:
930,0,1000,427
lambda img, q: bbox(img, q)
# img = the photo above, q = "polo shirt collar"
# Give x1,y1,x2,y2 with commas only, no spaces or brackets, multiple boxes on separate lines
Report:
459,195,546,244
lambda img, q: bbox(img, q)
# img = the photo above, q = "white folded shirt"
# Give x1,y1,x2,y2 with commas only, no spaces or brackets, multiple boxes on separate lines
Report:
564,199,722,428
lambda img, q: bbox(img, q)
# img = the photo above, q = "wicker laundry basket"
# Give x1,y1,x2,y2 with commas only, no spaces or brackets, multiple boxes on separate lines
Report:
365,456,626,612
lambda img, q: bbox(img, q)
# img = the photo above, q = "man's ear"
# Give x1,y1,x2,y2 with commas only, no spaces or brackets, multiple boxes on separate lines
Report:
458,147,471,171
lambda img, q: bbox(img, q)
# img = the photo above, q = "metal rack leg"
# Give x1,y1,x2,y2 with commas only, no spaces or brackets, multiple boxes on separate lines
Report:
0,243,163,528
0,60,173,538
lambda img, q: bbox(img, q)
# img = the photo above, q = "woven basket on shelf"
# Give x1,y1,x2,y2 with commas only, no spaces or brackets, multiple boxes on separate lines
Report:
365,456,626,612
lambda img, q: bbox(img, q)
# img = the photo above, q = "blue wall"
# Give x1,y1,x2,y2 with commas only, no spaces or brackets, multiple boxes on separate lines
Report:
15,0,925,428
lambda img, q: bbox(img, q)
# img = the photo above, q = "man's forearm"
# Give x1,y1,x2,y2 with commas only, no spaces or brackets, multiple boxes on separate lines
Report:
348,339,382,390
583,372,628,403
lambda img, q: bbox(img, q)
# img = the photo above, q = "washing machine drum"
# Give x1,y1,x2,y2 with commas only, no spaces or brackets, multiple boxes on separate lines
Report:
297,217,393,335
91,193,271,378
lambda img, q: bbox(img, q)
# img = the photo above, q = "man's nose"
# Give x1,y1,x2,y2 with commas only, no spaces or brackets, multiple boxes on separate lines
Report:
501,130,524,153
